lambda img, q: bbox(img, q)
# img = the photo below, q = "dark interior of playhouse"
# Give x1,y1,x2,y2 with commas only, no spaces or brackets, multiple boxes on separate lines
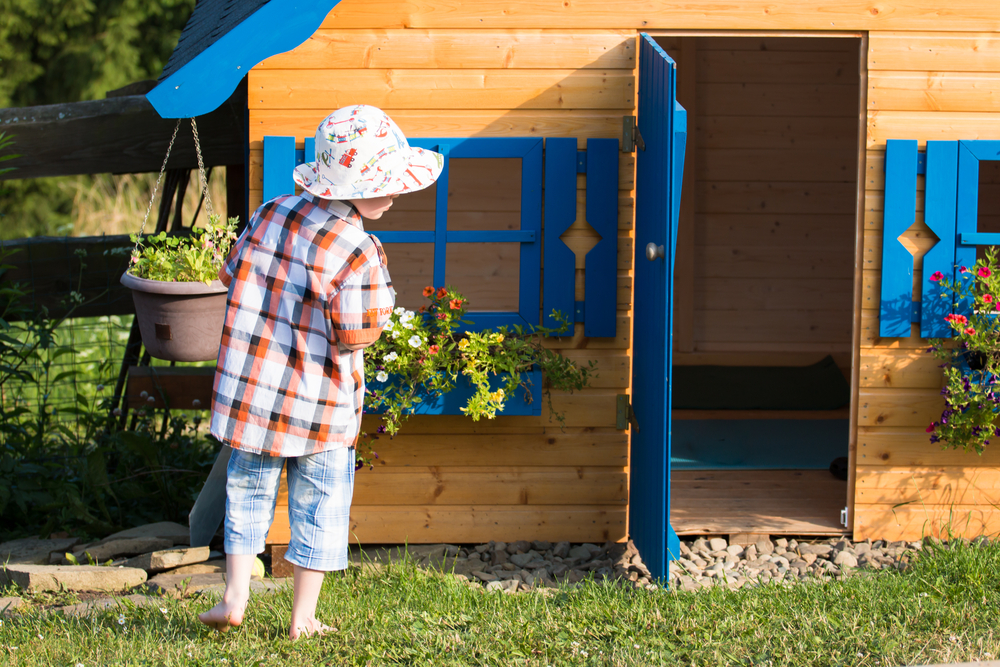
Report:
654,35,863,537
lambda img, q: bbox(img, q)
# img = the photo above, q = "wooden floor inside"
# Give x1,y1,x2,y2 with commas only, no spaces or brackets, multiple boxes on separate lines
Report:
671,470,848,536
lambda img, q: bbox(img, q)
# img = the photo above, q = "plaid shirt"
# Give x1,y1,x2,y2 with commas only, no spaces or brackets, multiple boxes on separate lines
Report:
210,193,395,457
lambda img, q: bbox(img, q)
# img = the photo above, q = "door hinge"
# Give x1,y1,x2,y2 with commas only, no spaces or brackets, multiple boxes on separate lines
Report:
840,506,849,528
622,116,645,153
616,394,640,432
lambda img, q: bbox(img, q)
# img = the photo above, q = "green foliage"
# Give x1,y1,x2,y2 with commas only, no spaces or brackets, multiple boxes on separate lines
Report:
0,0,194,109
926,247,1000,454
0,0,195,237
362,287,595,467
127,214,239,284
5,539,1000,665
0,248,217,540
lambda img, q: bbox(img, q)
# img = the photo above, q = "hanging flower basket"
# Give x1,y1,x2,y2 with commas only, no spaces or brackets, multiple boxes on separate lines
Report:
120,272,228,362
119,118,238,363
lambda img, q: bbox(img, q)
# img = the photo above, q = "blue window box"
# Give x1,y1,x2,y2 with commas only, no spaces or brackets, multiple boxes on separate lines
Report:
366,367,543,417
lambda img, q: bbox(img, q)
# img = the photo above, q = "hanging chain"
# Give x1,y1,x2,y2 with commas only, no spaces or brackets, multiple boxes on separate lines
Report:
131,118,182,258
190,117,215,220
131,117,217,261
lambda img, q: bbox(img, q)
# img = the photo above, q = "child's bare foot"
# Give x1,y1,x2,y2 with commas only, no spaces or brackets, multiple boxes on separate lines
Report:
289,618,335,640
198,599,247,633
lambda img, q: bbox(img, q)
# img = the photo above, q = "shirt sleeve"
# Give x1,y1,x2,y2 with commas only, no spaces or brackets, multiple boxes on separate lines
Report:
329,251,396,346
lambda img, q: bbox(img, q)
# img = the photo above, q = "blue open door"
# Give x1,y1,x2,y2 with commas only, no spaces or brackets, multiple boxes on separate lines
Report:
630,33,687,583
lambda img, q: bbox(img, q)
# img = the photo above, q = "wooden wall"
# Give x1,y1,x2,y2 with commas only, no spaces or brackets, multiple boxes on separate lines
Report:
247,18,636,544
662,36,859,373
858,32,1000,541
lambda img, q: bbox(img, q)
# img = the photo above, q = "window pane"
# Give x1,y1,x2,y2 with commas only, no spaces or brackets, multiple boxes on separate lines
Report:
445,243,520,312
380,243,434,310
977,160,1000,263
366,182,436,232
447,158,521,231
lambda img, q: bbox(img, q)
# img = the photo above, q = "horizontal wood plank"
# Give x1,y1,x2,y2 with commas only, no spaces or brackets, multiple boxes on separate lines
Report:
322,2,1000,32
249,69,635,110
697,147,858,183
694,310,853,344
868,111,1000,148
266,505,627,544
258,29,636,70
869,32,1000,73
859,350,945,389
856,466,1000,507
697,116,861,150
857,387,944,428
696,48,858,84
277,467,628,506
695,181,858,215
698,82,858,118
857,426,1000,467
696,213,856,248
869,71,1000,113
854,505,1000,542
694,244,854,278
695,277,853,311
358,430,628,466
249,109,624,145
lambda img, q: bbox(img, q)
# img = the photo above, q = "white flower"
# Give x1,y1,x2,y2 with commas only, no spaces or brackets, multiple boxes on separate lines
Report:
394,307,406,315
376,371,388,383
408,335,423,348
391,329,400,339
117,614,125,625
400,310,415,323
402,321,414,329
160,607,168,615
384,320,394,331
383,352,398,362
76,663,84,667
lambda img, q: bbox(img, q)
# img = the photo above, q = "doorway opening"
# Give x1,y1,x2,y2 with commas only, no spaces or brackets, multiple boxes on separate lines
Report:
655,35,864,537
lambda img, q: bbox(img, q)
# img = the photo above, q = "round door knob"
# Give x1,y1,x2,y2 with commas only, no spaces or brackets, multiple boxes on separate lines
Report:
645,242,665,261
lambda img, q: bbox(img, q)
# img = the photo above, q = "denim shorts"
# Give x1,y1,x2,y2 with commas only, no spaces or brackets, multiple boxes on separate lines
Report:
225,446,356,571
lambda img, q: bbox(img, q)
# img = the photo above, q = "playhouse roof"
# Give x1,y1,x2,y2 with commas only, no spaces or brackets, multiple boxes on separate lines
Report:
147,0,341,119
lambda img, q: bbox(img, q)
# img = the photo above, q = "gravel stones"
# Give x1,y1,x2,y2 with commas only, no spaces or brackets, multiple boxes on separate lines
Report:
376,534,934,595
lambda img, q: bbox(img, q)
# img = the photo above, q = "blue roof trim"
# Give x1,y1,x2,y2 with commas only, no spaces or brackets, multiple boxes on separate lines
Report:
147,0,341,118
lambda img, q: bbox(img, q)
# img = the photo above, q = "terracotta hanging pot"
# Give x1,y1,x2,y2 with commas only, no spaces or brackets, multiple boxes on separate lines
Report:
120,272,228,362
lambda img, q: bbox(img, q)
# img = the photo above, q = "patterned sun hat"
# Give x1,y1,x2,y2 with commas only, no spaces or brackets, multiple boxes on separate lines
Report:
293,105,443,200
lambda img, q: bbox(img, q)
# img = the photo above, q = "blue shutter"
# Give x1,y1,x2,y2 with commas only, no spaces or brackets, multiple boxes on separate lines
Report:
879,140,919,338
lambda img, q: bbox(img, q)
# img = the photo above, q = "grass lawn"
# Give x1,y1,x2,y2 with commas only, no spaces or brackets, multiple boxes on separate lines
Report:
2,539,999,666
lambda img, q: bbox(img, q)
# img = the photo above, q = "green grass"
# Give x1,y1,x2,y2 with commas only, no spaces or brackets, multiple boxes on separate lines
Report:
3,540,1000,666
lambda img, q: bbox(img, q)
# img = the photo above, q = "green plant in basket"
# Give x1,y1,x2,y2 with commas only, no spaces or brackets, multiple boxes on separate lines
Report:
926,246,1000,454
359,286,595,468
127,213,239,284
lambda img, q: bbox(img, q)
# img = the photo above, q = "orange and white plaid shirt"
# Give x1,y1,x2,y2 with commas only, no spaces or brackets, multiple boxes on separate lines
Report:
210,193,395,457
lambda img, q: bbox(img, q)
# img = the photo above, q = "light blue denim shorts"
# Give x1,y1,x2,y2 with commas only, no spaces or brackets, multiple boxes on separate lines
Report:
225,446,356,571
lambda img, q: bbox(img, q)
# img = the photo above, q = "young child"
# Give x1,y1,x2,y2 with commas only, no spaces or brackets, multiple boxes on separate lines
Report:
199,105,443,638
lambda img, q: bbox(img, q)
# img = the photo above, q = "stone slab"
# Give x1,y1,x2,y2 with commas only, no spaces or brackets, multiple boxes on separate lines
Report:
162,559,226,576
0,596,24,614
0,536,81,565
95,522,190,548
0,565,147,592
145,572,225,597
119,546,210,573
58,594,160,617
70,538,174,564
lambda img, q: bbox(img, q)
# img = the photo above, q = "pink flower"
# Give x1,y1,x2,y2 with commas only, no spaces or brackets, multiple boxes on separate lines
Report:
429,344,440,354
985,295,994,304
945,314,969,325
980,267,993,278
966,327,977,335
926,422,937,433
929,271,944,282
437,313,447,320
961,266,970,273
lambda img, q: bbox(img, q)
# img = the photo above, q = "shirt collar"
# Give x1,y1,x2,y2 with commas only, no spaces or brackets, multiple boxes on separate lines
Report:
301,193,364,230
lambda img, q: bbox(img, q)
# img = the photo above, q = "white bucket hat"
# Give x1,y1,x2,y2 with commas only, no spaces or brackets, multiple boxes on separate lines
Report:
293,105,443,200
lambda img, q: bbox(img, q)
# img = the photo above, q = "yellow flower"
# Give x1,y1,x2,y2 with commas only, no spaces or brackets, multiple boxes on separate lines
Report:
458,339,470,349
495,334,504,343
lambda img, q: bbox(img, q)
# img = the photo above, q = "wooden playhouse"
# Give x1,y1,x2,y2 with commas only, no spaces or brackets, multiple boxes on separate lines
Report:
143,0,1000,578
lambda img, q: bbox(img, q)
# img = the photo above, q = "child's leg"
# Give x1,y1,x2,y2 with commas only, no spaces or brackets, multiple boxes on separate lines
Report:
198,448,285,632
289,565,329,639
283,446,356,639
